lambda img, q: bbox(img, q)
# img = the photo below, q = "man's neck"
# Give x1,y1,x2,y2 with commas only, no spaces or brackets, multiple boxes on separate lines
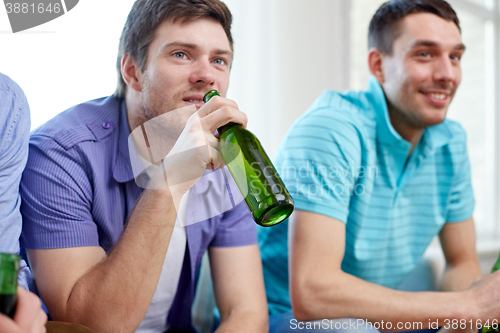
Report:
126,92,145,133
387,104,424,157
125,92,154,162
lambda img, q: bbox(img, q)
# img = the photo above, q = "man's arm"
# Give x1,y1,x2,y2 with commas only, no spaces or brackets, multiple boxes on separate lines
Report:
439,218,481,292
289,210,499,329
437,219,482,333
210,244,268,333
28,188,177,333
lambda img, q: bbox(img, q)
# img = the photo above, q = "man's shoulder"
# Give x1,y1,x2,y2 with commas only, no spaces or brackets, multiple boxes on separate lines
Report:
282,89,373,151
306,88,373,122
294,89,376,141
31,96,122,151
0,73,30,131
441,118,466,138
0,72,25,97
433,118,468,147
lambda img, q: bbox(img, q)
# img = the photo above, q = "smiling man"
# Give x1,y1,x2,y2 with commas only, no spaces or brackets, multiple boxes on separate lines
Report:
19,0,267,332
259,0,500,332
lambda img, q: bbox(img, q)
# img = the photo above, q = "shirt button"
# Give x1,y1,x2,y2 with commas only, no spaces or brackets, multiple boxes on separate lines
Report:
102,122,111,129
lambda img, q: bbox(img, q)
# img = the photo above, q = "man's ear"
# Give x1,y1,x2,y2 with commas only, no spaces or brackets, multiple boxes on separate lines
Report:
121,53,143,93
368,48,385,84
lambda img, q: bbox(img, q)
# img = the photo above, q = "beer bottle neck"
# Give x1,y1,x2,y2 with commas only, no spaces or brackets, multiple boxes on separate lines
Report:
218,122,241,136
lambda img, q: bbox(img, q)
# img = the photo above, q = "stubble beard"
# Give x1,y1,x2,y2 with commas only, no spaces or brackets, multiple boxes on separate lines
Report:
391,87,454,130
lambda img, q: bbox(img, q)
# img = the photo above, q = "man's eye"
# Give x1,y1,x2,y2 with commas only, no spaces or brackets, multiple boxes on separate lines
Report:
173,52,187,59
450,54,461,61
418,52,431,57
214,58,226,65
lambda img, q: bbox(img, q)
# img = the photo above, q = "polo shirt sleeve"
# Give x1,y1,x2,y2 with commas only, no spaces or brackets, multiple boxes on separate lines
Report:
0,74,30,254
209,201,257,247
275,107,363,224
446,135,475,223
20,135,99,249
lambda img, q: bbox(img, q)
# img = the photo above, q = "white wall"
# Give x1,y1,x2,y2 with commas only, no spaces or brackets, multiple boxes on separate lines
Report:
0,0,136,130
225,0,350,158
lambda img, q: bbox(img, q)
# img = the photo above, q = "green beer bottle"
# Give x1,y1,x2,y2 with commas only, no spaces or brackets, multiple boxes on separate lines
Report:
483,252,500,332
203,90,294,227
0,253,20,318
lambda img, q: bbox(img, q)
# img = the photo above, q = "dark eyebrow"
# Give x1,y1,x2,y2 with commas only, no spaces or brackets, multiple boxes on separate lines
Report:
214,49,233,57
409,39,466,52
160,41,197,52
160,41,233,57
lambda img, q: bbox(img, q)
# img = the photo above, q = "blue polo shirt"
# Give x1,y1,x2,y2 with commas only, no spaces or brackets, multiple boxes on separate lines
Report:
259,76,475,314
20,96,257,331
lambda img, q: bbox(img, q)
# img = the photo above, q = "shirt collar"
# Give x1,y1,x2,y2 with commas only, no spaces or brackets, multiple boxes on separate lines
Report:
112,99,135,183
420,121,453,156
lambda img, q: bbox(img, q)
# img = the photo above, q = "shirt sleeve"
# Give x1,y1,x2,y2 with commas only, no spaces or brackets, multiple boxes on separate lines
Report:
0,74,30,254
210,201,257,247
275,108,362,223
446,136,475,223
20,135,99,249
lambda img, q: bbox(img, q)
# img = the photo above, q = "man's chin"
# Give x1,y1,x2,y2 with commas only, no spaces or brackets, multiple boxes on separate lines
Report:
422,114,448,128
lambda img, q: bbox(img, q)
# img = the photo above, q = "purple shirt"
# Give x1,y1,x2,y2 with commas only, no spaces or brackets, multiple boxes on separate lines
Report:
20,96,257,331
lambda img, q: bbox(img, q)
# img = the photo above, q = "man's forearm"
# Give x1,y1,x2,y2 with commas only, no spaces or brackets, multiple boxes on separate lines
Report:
63,189,177,332
294,270,474,330
440,260,482,292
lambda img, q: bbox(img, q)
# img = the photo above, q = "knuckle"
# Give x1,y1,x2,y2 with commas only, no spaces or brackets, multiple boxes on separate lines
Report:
221,106,233,118
227,98,238,110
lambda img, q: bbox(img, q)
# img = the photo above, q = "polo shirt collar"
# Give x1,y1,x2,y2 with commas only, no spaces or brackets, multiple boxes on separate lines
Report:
421,121,453,155
113,99,135,183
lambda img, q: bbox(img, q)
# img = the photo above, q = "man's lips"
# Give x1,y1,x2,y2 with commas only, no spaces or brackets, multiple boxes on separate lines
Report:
420,90,451,107
182,94,205,108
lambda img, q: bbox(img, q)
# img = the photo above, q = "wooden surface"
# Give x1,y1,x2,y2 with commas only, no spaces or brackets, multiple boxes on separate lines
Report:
46,321,95,333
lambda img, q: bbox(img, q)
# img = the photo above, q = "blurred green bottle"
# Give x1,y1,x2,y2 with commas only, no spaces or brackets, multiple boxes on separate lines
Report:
0,253,20,318
203,90,294,227
483,252,500,332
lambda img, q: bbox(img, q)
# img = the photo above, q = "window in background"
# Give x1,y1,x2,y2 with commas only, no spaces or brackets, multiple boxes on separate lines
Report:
0,0,136,130
349,0,499,238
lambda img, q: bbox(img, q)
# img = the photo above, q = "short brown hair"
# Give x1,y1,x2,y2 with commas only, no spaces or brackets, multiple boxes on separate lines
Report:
368,0,460,55
114,0,233,98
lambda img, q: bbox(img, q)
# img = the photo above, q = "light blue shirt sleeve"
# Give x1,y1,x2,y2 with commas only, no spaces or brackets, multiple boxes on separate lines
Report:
0,73,31,289
446,130,475,223
275,105,363,223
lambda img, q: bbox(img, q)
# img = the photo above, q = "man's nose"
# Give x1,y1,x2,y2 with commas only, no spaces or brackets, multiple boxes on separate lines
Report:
189,59,215,86
434,54,458,84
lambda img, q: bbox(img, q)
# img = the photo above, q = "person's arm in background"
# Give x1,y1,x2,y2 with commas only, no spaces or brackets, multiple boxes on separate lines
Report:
437,218,481,333
439,218,481,293
437,137,482,333
0,73,47,333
